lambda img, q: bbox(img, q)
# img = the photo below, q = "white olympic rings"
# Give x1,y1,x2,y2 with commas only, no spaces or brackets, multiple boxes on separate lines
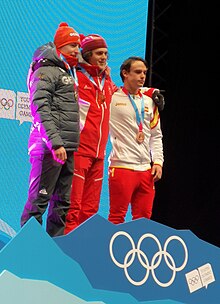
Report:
109,231,188,287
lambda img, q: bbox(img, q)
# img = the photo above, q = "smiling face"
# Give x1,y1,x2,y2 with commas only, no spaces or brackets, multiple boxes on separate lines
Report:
59,43,80,57
122,60,148,95
88,47,108,69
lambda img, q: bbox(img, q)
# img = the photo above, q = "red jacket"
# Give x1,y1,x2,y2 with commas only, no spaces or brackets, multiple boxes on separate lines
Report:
76,63,117,159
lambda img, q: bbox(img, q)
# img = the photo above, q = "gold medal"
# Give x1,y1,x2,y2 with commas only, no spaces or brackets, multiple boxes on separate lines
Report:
136,131,145,144
74,91,78,101
98,91,106,104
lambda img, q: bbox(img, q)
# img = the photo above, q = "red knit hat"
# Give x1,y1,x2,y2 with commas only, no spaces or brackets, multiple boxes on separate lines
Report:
54,22,80,49
80,34,107,54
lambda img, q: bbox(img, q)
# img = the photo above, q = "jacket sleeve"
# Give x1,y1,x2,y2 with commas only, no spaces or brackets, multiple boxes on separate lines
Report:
29,67,64,150
149,104,164,166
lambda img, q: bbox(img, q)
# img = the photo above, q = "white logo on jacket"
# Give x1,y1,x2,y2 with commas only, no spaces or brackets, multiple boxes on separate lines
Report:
62,76,74,85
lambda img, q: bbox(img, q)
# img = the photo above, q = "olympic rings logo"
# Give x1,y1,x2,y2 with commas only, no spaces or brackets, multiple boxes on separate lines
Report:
109,231,188,287
188,275,199,286
0,98,14,110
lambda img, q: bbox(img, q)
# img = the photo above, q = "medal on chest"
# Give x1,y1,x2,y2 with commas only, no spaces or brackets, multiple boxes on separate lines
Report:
74,90,78,101
98,91,106,104
136,130,145,144
123,87,145,145
79,65,106,105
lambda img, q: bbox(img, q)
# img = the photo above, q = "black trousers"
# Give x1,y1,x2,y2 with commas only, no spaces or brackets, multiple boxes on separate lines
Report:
21,151,74,237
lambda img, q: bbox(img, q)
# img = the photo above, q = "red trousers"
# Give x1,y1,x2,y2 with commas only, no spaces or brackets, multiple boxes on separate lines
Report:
65,155,104,234
108,168,155,224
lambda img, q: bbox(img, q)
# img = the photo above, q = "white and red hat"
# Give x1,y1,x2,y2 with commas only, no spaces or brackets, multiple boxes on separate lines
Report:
80,34,107,54
54,22,80,49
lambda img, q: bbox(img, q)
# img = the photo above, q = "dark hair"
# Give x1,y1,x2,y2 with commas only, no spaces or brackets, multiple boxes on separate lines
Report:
82,50,93,62
120,56,148,82
82,49,109,63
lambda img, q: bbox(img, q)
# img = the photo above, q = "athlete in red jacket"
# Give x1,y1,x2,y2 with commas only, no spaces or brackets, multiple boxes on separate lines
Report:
65,34,117,233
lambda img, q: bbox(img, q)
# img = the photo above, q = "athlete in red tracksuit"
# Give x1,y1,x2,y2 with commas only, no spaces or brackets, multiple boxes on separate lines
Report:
64,34,117,233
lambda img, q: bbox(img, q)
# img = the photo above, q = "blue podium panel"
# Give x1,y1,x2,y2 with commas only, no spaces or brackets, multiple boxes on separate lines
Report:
0,215,219,304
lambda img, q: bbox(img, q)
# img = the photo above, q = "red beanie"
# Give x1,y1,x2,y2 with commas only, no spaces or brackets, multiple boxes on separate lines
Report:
80,34,107,54
54,22,80,49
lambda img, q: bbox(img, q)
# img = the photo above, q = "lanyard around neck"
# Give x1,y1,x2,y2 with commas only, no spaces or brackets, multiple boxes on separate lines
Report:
59,54,78,87
122,86,145,131
79,65,105,91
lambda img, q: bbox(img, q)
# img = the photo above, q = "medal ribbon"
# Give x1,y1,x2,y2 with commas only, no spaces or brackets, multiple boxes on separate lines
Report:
59,54,79,90
122,87,144,131
79,65,105,92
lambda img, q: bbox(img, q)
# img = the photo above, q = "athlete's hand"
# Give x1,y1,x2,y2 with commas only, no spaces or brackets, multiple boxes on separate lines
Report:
152,90,165,111
151,164,162,182
52,147,67,164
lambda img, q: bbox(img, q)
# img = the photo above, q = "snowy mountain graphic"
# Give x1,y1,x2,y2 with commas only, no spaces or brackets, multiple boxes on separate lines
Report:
0,214,219,303
54,214,220,304
0,216,185,304
0,270,105,304
0,231,11,250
